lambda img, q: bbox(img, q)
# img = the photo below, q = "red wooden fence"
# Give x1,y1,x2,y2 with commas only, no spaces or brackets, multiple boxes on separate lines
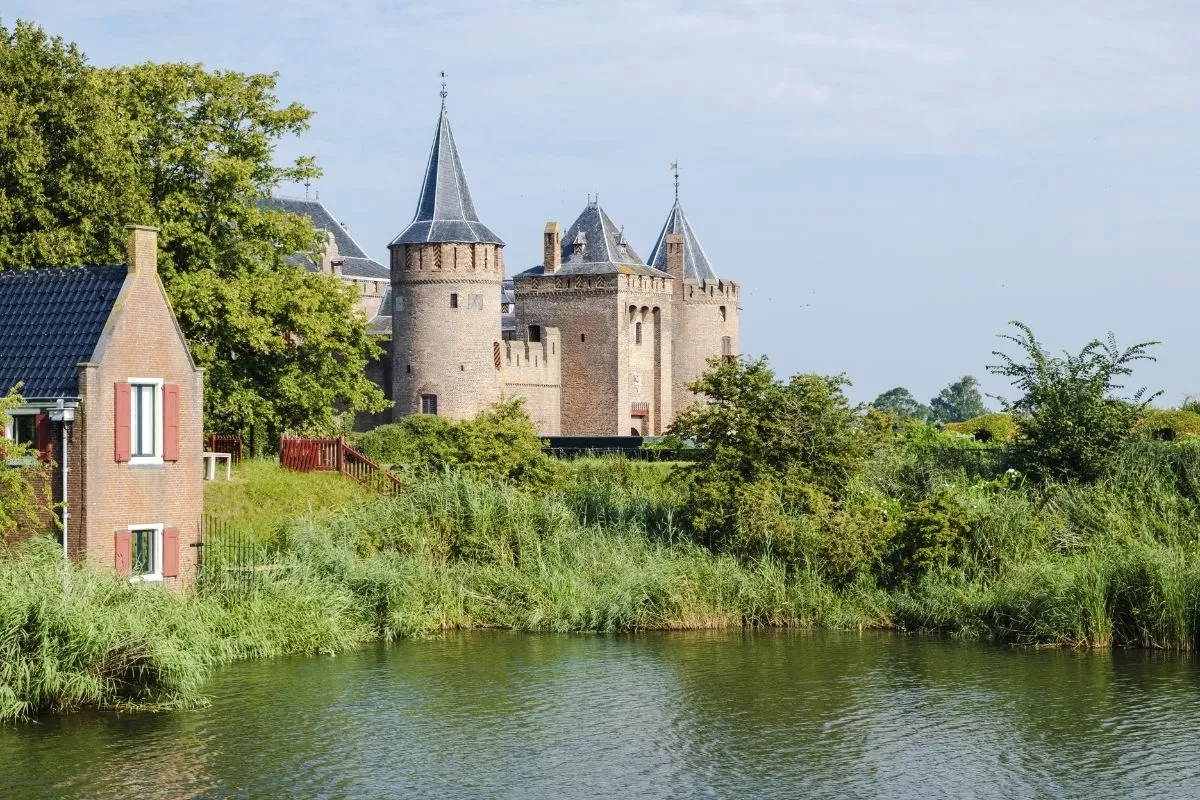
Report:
204,434,244,464
279,436,403,496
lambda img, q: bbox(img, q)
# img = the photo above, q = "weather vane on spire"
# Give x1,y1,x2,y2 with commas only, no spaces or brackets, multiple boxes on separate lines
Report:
440,71,447,108
671,161,680,201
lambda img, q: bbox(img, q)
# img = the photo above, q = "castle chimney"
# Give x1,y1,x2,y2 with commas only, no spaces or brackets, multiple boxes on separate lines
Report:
125,225,159,275
665,232,685,281
544,221,561,274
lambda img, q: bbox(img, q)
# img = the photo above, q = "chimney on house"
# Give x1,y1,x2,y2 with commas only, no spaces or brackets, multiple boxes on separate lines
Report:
665,232,685,281
125,225,160,275
544,221,561,274
331,258,345,278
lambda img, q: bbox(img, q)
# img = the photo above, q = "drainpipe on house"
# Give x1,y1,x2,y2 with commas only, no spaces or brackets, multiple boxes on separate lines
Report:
49,399,76,563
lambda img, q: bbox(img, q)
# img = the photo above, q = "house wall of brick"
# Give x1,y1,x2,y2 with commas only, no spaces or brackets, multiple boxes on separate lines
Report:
77,228,205,590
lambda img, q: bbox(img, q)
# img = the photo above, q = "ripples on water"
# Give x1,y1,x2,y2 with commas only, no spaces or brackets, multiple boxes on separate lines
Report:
3,631,1200,799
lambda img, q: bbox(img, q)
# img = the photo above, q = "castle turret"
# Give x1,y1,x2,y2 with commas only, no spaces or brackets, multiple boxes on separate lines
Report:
647,192,739,415
388,97,504,421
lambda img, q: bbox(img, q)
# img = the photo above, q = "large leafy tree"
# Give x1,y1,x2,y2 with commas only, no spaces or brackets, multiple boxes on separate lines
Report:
870,387,931,422
0,21,385,442
988,321,1160,483
670,356,877,543
929,375,987,422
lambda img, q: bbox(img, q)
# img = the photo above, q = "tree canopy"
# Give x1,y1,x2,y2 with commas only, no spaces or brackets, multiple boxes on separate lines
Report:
870,387,931,422
0,20,384,442
929,376,987,423
988,321,1160,483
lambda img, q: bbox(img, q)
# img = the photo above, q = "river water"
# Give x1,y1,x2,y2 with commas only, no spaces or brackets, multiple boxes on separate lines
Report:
3,630,1199,799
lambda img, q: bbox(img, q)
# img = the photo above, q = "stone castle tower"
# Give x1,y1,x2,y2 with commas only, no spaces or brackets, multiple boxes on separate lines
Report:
388,101,505,420
383,94,739,435
646,194,740,413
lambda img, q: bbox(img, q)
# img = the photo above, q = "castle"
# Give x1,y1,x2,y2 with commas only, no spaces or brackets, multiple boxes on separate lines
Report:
279,98,740,436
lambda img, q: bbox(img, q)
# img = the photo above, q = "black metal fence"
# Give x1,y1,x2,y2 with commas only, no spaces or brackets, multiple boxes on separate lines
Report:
196,515,282,590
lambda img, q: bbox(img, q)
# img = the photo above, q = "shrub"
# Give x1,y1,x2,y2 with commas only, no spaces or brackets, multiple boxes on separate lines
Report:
889,491,976,583
943,413,1018,444
1132,409,1200,441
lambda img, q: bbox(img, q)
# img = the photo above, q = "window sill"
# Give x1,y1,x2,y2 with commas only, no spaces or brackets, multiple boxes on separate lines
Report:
129,574,163,584
128,456,164,467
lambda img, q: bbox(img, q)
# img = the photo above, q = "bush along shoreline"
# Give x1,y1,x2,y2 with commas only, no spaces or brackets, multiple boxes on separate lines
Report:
7,321,1200,722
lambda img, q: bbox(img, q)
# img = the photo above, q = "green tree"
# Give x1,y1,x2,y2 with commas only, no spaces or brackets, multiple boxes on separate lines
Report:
0,387,54,539
0,22,385,442
0,21,138,268
871,387,931,421
929,375,987,422
987,321,1160,483
670,356,875,545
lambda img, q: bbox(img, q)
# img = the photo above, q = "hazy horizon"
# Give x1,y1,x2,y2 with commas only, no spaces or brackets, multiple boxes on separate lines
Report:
9,0,1199,407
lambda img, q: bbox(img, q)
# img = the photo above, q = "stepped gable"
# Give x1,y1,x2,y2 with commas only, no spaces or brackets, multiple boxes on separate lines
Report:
259,197,389,280
646,199,719,282
390,105,502,246
515,201,670,278
0,265,128,397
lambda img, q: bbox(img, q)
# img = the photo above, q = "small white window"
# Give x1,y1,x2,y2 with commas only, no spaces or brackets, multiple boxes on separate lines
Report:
129,378,163,465
129,524,163,582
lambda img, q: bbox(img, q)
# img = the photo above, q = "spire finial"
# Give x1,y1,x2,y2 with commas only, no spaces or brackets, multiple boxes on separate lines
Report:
440,71,447,109
303,177,311,201
671,161,679,201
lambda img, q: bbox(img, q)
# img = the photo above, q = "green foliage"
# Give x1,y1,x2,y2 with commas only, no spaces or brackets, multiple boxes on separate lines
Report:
0,21,137,269
670,357,876,545
871,386,931,422
0,389,54,540
929,375,988,423
988,321,1160,483
1133,409,1200,441
943,412,1018,443
890,492,977,582
353,400,553,484
0,22,385,443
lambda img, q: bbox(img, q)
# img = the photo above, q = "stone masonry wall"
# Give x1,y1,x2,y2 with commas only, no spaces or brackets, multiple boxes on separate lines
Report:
501,327,561,435
672,279,740,415
391,242,503,421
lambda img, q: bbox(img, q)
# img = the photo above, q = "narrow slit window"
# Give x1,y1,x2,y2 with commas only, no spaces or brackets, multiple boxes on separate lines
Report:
450,293,458,308
635,322,643,345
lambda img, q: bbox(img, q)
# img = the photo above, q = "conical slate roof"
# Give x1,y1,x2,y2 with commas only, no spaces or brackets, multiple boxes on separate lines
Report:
516,201,669,278
646,200,719,282
390,105,503,246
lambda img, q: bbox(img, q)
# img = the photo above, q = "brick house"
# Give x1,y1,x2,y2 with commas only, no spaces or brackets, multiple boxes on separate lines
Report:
0,226,204,588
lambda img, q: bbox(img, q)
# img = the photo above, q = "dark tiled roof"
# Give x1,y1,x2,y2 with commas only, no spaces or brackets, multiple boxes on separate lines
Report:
343,256,389,281
0,265,127,398
514,202,670,279
391,106,503,246
367,287,392,336
261,197,391,280
259,197,371,259
646,200,719,282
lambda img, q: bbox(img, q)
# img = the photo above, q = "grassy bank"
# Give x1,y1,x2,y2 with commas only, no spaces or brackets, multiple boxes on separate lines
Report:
6,446,1200,723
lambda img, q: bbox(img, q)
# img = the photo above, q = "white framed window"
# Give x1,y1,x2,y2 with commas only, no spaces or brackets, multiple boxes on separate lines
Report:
4,411,38,465
129,377,163,465
4,412,36,445
128,524,163,582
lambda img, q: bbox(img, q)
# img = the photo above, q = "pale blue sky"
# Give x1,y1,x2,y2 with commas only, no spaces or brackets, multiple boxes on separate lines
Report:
10,1,1200,406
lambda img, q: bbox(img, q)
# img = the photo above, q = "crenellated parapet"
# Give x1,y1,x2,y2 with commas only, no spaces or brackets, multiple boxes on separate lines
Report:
500,327,562,435
681,278,739,305
390,242,504,281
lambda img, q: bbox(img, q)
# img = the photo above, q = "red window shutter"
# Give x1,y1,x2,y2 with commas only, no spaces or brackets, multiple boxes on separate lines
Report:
114,383,131,462
114,530,132,576
162,528,179,578
162,384,180,462
35,413,52,462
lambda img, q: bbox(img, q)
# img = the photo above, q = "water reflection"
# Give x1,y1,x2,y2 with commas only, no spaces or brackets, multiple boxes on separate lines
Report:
3,631,1198,799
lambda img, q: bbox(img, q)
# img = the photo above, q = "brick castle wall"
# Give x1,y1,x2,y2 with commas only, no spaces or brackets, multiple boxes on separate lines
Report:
390,242,504,421
500,327,561,435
